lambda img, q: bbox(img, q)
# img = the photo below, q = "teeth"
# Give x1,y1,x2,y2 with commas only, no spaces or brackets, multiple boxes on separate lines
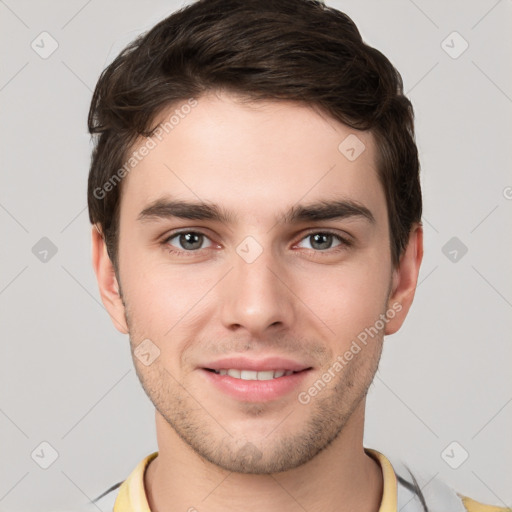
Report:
216,369,296,380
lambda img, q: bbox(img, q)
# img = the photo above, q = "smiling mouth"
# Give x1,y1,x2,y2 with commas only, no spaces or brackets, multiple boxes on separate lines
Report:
203,368,311,380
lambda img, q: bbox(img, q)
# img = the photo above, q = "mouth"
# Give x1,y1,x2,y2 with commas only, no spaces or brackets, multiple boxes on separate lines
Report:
199,359,313,402
203,368,308,380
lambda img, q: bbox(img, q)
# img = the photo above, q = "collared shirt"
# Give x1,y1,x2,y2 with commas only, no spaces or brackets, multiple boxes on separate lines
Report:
79,448,509,512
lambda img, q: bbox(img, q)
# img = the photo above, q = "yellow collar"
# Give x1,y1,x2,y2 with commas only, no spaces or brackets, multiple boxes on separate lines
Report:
113,448,396,511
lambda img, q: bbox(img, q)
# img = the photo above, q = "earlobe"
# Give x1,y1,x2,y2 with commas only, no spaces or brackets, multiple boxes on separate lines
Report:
91,225,129,334
384,224,424,336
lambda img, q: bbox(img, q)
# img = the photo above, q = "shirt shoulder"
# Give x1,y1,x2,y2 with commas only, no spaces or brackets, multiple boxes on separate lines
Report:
383,450,509,512
87,481,123,511
459,495,511,512
83,451,158,511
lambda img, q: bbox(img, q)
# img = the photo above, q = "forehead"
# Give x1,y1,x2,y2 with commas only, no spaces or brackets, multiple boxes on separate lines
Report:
119,92,386,226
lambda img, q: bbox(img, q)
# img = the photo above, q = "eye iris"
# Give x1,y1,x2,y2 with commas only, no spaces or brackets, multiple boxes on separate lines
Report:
311,233,333,250
180,232,202,250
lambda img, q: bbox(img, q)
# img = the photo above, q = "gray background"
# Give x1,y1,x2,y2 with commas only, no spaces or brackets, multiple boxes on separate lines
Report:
1,0,511,510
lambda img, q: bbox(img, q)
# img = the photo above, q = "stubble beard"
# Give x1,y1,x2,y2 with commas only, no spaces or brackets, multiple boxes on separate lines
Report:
129,329,383,475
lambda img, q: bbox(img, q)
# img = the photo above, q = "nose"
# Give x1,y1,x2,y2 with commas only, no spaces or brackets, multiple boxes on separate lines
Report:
219,243,296,336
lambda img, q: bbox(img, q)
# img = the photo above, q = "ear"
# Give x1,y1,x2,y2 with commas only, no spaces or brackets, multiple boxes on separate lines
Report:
384,223,423,335
91,225,129,334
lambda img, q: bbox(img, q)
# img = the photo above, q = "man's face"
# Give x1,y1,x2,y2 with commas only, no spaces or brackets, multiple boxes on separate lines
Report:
112,92,399,473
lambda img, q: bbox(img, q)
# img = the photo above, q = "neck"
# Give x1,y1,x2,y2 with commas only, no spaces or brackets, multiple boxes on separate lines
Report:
145,404,383,512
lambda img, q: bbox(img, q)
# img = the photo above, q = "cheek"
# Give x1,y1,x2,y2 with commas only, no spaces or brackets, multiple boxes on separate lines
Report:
120,252,217,362
120,256,175,341
296,253,391,343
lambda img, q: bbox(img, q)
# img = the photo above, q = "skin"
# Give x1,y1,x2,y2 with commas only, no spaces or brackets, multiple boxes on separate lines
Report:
92,90,423,512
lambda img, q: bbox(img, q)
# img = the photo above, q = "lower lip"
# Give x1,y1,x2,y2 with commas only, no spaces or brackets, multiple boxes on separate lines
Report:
200,369,311,402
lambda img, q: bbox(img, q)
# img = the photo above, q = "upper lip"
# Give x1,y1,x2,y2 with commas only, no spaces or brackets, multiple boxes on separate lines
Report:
202,356,312,372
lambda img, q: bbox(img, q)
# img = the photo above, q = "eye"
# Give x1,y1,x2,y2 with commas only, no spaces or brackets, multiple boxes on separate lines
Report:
164,231,214,252
296,231,351,251
161,229,351,257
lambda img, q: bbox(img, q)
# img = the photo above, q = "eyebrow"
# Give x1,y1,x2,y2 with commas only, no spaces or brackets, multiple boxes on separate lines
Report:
137,197,375,225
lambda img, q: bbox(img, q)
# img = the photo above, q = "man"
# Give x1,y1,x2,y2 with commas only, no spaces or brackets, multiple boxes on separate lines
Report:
85,0,508,511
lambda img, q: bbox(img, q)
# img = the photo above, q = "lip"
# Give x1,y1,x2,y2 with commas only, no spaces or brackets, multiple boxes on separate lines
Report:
201,356,311,373
199,356,312,402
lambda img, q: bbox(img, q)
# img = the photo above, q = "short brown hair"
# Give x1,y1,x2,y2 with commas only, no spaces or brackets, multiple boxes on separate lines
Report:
87,0,422,273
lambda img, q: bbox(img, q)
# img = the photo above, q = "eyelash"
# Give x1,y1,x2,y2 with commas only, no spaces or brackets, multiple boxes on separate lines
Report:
161,230,353,257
